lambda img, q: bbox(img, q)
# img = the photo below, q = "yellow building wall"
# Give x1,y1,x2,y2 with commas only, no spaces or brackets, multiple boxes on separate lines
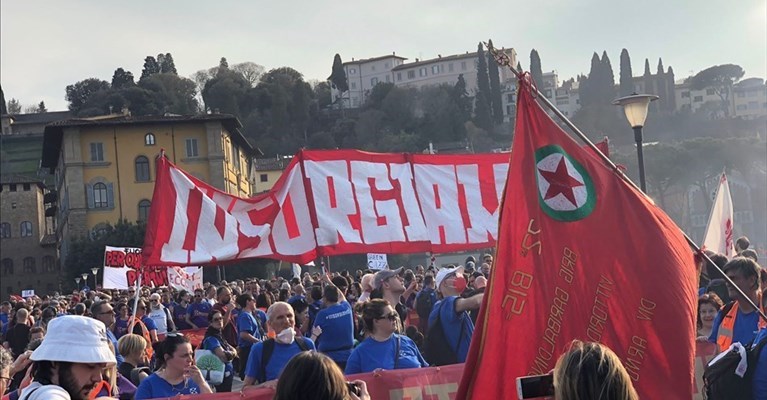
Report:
253,170,285,193
77,122,247,230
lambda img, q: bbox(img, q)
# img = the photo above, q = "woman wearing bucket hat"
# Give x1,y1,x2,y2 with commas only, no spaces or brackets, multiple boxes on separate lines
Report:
19,315,116,400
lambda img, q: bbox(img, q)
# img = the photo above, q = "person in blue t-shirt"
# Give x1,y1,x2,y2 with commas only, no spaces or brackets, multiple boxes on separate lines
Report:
708,258,762,348
135,333,212,399
345,299,428,374
132,300,159,344
236,294,266,379
242,302,315,389
311,285,354,369
113,302,131,339
0,301,10,339
172,291,193,331
187,289,212,329
202,310,236,393
427,266,484,363
90,300,125,366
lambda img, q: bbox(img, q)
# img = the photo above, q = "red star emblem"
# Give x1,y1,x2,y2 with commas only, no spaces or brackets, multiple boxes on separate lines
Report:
538,157,584,206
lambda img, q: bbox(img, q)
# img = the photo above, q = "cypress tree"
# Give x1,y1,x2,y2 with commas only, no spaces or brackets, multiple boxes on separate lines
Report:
600,51,616,103
474,42,492,130
516,61,523,73
140,56,160,80
329,54,349,93
619,49,634,96
487,40,504,124
581,52,602,107
530,49,543,88
643,58,653,95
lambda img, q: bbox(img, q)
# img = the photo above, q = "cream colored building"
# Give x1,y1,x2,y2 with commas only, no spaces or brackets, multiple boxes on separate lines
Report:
732,78,767,120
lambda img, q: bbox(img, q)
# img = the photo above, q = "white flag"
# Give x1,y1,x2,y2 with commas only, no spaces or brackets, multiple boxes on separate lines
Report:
702,172,735,257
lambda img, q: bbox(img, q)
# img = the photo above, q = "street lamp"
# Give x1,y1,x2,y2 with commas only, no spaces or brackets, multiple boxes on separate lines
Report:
75,277,81,290
612,93,659,192
91,267,99,289
81,273,89,289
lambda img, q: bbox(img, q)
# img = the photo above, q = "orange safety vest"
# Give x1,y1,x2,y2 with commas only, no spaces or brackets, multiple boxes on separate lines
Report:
716,302,738,351
130,316,154,359
88,380,112,399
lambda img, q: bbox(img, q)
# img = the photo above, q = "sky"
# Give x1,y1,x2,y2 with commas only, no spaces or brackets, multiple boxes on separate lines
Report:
2,0,765,111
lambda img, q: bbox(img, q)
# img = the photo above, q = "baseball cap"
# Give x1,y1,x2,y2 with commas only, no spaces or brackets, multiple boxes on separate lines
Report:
435,265,465,291
373,267,404,290
31,315,116,365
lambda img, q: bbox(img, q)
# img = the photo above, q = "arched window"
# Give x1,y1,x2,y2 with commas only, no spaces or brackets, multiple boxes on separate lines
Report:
138,200,151,222
93,183,108,208
0,223,10,238
23,257,36,274
20,221,33,237
145,133,156,146
135,156,150,182
43,256,55,273
2,258,12,275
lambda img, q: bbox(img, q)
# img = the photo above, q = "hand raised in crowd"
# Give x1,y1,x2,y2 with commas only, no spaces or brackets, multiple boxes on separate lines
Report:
311,325,323,338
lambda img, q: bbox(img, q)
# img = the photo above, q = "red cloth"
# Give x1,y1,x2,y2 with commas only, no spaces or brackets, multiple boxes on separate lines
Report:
458,76,697,399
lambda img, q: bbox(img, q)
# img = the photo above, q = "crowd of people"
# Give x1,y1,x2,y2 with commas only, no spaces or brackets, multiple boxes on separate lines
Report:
0,240,765,399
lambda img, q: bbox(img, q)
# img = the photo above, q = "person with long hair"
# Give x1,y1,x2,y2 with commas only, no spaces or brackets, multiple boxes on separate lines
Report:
134,334,212,399
274,352,370,400
202,310,236,392
553,340,638,400
697,293,724,340
344,299,427,374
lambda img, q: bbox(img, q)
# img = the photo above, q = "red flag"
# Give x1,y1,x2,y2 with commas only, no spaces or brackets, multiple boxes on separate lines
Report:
458,77,697,399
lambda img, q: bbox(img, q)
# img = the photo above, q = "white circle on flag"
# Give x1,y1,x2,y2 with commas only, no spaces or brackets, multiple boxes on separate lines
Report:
536,153,588,211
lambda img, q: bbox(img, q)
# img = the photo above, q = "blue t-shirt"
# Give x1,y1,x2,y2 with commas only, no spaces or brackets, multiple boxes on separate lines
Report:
344,334,427,374
708,305,761,345
313,301,354,362
237,311,265,348
753,328,767,400
428,296,474,363
141,315,158,332
188,301,212,328
245,338,315,382
114,317,130,338
106,329,125,366
134,372,204,399
0,312,9,337
173,303,192,330
202,336,234,377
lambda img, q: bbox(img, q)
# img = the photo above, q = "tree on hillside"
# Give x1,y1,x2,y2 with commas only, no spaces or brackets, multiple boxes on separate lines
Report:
140,56,160,80
453,74,472,123
600,51,616,102
159,53,177,74
36,101,47,113
232,62,265,87
65,220,145,282
217,57,230,76
530,49,543,88
516,61,523,73
313,81,332,110
7,98,21,114
66,78,111,113
139,73,198,114
690,64,745,118
111,68,135,89
202,69,249,116
487,39,503,124
619,48,633,96
474,43,492,131
329,54,349,94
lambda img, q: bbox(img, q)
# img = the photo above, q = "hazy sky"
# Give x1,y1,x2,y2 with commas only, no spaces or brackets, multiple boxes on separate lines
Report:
2,0,765,111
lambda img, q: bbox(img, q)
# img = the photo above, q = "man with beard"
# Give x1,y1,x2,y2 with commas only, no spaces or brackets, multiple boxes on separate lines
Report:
147,293,175,335
20,315,116,400
212,286,239,351
186,289,211,329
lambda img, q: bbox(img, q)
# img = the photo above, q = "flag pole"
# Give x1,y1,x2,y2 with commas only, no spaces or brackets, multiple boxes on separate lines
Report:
485,41,766,323
128,271,142,333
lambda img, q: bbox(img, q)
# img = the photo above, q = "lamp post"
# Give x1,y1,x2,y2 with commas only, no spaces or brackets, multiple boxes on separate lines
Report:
81,273,89,290
75,277,81,290
612,93,659,192
91,267,99,289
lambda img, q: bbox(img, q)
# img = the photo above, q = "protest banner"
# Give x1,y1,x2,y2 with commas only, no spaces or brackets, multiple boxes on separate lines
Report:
103,246,197,289
367,253,388,270
21,290,34,298
152,364,464,400
458,77,698,399
702,172,735,257
142,150,510,266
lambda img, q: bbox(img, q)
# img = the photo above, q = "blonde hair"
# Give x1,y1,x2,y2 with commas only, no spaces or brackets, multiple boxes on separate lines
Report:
118,333,147,358
553,340,638,400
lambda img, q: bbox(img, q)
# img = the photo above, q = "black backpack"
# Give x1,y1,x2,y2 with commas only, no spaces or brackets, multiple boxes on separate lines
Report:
258,337,310,383
703,335,767,399
423,302,465,366
416,289,436,321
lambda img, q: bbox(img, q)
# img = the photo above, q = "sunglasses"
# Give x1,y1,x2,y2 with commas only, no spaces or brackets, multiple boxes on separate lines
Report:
375,312,398,321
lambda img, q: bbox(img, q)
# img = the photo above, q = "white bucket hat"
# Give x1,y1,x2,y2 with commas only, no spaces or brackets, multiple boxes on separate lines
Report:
31,315,116,365
435,265,465,291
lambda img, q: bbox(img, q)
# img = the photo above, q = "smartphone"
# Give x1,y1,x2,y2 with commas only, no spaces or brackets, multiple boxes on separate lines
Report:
516,374,554,399
346,382,361,396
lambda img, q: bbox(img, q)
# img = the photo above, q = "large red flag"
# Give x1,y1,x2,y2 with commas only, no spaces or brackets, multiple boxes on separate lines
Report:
458,77,697,399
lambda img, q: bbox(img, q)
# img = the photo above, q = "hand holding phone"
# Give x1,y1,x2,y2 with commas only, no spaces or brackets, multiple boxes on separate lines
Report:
516,374,554,399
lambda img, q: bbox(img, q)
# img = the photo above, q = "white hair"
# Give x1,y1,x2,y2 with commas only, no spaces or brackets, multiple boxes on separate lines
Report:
266,301,293,321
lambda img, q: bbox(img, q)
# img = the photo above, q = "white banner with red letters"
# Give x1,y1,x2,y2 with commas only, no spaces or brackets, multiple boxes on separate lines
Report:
103,246,201,289
142,150,510,266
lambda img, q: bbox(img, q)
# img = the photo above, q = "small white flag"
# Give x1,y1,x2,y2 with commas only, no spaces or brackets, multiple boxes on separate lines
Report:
702,172,735,257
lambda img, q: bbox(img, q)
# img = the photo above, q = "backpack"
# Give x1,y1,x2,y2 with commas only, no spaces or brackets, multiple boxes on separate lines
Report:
416,289,437,321
703,335,767,399
423,302,465,366
258,337,310,383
